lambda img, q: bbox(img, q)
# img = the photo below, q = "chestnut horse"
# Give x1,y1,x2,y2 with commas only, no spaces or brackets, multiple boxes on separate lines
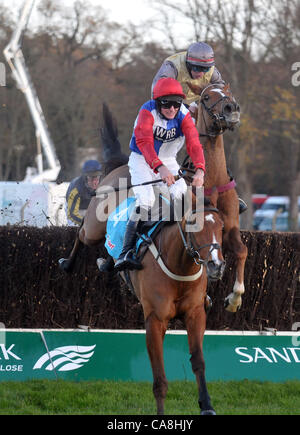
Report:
62,84,247,312
62,184,225,415
59,88,245,412
131,190,225,415
189,83,248,312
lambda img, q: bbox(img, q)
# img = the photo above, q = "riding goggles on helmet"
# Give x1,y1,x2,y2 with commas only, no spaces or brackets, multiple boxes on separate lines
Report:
189,64,211,73
159,99,182,109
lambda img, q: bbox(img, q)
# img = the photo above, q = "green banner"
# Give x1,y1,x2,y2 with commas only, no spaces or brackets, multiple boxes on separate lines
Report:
0,330,299,382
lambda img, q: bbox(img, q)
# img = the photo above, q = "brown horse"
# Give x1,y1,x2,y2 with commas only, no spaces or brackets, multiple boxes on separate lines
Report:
63,188,224,415
188,83,248,312
131,190,225,415
61,85,246,313
58,103,228,414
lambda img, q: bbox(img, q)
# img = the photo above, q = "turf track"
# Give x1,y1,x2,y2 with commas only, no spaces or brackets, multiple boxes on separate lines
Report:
0,379,300,415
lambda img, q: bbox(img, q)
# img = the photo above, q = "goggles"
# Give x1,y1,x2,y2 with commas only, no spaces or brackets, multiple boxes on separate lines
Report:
159,99,182,109
189,64,211,73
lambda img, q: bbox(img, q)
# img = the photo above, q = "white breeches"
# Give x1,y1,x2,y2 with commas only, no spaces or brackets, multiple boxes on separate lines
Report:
128,152,187,209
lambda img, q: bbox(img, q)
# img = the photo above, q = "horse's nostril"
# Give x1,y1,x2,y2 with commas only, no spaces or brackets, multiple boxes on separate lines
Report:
207,260,225,279
223,104,233,114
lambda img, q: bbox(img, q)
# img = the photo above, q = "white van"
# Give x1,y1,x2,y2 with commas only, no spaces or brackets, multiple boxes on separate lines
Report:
253,196,300,229
253,196,290,229
258,211,300,231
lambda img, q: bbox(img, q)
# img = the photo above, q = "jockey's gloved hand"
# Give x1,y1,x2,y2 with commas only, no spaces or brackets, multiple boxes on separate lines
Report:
192,168,205,188
157,165,176,187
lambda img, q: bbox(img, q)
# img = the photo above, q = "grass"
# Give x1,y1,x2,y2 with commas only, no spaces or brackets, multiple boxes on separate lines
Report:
0,379,300,415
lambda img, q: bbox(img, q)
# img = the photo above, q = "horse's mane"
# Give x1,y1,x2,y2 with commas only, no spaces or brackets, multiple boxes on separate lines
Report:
100,102,128,175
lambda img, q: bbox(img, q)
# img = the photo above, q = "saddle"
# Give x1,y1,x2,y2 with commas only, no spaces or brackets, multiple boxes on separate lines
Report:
105,195,175,262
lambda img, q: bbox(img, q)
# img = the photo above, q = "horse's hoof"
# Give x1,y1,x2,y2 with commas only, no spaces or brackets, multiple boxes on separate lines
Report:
201,409,216,415
224,294,241,313
205,295,213,314
58,258,72,273
224,296,230,309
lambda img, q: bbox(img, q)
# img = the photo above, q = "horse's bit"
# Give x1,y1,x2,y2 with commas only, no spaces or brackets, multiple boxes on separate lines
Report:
199,85,238,136
177,207,222,268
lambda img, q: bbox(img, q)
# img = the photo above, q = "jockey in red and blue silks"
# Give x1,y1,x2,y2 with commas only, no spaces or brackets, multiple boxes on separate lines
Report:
114,77,205,272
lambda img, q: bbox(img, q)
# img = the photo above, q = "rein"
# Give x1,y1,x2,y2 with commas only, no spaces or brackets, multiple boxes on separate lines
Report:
200,98,229,137
147,206,221,282
179,166,236,196
178,207,221,267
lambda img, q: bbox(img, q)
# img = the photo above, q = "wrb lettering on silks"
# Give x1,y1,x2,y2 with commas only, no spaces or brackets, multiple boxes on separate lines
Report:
154,126,177,141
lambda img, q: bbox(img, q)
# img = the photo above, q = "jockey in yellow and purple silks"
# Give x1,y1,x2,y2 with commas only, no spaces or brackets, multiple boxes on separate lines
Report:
151,42,248,215
152,42,225,106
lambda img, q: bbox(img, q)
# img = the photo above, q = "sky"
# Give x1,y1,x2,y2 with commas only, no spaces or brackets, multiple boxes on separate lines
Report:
3,0,160,29
1,0,191,46
82,0,157,26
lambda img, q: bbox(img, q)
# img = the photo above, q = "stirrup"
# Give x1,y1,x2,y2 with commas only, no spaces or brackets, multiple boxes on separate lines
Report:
115,250,142,271
238,198,248,214
97,257,114,273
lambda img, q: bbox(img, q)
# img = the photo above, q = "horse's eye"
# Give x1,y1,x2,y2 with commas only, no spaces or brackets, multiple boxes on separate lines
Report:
203,95,209,101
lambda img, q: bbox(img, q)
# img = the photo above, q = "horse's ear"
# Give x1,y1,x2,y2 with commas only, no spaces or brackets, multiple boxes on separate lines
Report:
210,187,219,208
185,81,202,96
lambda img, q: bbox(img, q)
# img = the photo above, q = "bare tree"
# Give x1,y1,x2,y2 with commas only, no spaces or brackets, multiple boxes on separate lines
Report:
148,0,300,230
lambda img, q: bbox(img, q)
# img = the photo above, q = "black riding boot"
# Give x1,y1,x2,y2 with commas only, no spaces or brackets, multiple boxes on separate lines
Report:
114,214,142,271
238,198,248,214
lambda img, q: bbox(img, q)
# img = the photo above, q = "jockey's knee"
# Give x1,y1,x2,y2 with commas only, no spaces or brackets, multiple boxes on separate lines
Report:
135,190,156,211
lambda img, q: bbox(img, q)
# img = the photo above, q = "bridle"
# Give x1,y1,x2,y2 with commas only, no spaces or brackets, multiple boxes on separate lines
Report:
199,84,239,137
145,203,222,282
176,206,222,268
136,172,223,282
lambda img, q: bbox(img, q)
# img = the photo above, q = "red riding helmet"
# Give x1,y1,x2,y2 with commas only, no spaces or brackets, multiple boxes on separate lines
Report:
153,78,186,100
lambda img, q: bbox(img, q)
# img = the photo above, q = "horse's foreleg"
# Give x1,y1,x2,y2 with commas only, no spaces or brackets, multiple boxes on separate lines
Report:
185,305,216,415
223,227,248,312
145,312,168,415
58,225,84,272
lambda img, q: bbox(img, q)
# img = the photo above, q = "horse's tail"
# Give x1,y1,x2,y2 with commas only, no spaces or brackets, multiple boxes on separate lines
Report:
100,102,128,175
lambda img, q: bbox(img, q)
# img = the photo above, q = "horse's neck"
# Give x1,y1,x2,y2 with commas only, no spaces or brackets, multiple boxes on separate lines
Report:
203,136,229,186
159,221,195,273
197,113,229,188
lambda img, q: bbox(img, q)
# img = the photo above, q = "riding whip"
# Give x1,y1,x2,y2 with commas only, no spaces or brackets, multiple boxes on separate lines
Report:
92,175,181,196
